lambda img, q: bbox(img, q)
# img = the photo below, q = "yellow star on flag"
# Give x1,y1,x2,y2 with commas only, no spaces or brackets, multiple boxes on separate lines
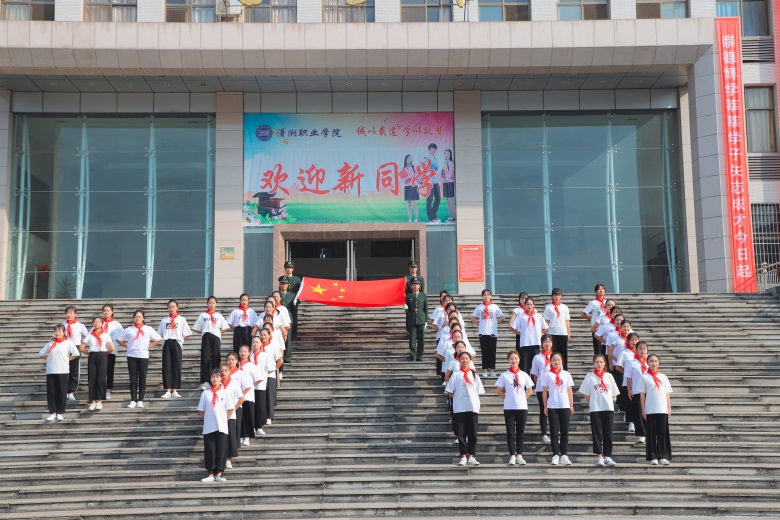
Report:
333,282,339,287
340,288,345,293
311,284,327,295
339,295,344,299
331,298,337,301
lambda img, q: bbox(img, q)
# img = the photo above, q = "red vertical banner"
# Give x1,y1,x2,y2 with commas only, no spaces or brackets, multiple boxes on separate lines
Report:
716,18,758,292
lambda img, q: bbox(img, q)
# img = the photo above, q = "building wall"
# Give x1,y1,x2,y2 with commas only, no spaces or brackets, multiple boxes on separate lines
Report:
0,89,11,299
137,0,166,23
55,0,83,22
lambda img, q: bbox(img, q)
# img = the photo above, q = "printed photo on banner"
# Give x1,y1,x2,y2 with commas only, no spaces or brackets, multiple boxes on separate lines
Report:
243,113,455,225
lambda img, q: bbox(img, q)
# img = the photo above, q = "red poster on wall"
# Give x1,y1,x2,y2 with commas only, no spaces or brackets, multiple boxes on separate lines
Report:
716,18,758,292
458,245,484,283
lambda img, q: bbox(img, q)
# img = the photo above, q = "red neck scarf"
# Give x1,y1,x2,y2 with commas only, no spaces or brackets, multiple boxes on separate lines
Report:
168,313,178,330
91,328,103,347
593,368,608,391
648,369,662,389
210,384,222,407
509,366,521,385
221,376,232,389
461,367,473,385
66,319,77,338
239,359,250,369
550,366,563,387
49,336,66,352
638,356,648,374
275,303,282,309
625,344,638,357
482,304,490,319
103,317,114,326
525,309,535,327
596,296,606,312
260,341,270,352
230,366,239,376
519,304,526,313
552,301,561,317
134,324,144,340
541,349,552,366
206,309,217,324
617,329,629,343
238,304,249,323
252,349,261,365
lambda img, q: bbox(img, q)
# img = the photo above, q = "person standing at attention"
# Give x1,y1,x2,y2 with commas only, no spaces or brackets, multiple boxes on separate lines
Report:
406,277,428,362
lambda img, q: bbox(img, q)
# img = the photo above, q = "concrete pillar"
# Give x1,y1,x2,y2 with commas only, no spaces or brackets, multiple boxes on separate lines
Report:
297,0,323,22
137,0,166,22
55,0,84,21
453,91,485,295
530,0,556,21
609,0,636,20
0,89,11,299
689,0,717,18
678,85,701,292
376,0,400,22
214,92,245,298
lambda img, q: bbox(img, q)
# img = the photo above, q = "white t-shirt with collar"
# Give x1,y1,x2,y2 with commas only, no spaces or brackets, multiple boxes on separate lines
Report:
636,372,673,414
157,316,193,347
624,358,648,394
578,371,620,412
238,361,261,400
221,377,243,421
445,369,485,413
511,311,548,347
617,349,637,385
39,340,80,374
83,331,113,353
120,325,163,359
103,320,123,356
198,386,236,435
541,370,574,409
543,303,570,336
62,321,89,349
194,312,229,339
583,299,608,326
530,352,553,393
250,349,277,389
227,307,259,328
472,303,504,336
496,370,534,410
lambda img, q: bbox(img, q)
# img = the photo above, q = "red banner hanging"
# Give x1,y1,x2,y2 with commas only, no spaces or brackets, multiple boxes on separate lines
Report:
294,277,407,308
716,18,758,292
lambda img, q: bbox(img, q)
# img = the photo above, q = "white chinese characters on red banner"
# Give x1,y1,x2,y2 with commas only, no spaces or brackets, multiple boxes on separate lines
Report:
716,18,757,292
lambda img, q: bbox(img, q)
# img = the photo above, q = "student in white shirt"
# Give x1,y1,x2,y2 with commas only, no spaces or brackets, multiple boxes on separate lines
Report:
607,319,632,421
430,294,452,375
578,354,620,467
617,332,639,432
625,341,650,444
259,324,284,423
193,296,230,388
39,325,80,421
237,345,262,444
117,310,163,409
470,289,505,378
542,352,575,465
510,298,548,375
581,283,608,356
228,294,258,355
101,304,123,400
158,299,193,399
80,316,115,411
445,351,485,467
496,350,534,465
226,352,252,446
592,303,619,352
530,334,554,445
638,354,673,465
220,361,244,470
251,333,279,435
509,292,529,353
543,288,571,370
252,300,290,340
198,369,235,482
62,305,89,401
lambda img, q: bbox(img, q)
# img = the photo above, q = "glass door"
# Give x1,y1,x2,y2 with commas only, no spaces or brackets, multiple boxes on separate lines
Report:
351,239,414,281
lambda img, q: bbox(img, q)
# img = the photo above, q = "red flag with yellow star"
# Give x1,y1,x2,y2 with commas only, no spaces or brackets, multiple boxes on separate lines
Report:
295,277,406,308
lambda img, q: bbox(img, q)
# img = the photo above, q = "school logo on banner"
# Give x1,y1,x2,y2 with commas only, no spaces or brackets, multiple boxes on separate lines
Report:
242,113,455,225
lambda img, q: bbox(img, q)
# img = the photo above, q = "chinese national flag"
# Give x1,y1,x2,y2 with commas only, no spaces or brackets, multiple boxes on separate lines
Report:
295,277,406,308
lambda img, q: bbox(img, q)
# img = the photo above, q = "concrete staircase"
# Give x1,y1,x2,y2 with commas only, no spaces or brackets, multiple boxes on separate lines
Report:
1,292,780,518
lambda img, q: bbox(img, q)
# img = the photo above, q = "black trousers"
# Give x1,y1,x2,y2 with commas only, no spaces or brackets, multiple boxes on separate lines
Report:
452,411,478,456
592,333,601,356
266,378,277,419
203,431,228,474
283,334,292,363
620,384,633,422
517,345,538,375
426,183,441,221
552,335,569,370
629,394,647,437
479,334,497,370
436,356,442,376
503,409,528,455
291,304,298,340
161,340,182,390
254,389,268,428
241,400,255,438
232,326,252,354
87,352,108,402
107,354,117,390
589,410,614,456
200,333,221,384
646,413,672,461
127,357,149,402
235,406,243,442
67,356,80,394
535,392,548,435
227,419,239,458
548,408,571,456
46,373,69,414
408,323,425,360
612,370,625,411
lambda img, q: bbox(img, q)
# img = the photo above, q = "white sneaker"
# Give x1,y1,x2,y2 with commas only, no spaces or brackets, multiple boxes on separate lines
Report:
605,457,616,466
201,476,215,482
489,370,496,377
550,455,559,465
596,456,605,466
256,429,266,436
46,414,57,421
136,401,144,408
441,382,446,386
161,392,172,399
88,403,97,411
225,460,232,469
172,392,182,398
542,435,551,445
650,459,659,465
636,436,646,444
628,422,635,433
95,402,102,410
516,455,527,465
67,393,75,401
560,455,572,465
243,438,250,446
127,401,137,408
106,392,112,400
457,456,467,466
659,459,670,466
481,372,489,378
508,455,517,465
467,456,480,466
56,414,64,421
215,476,227,482
266,419,272,425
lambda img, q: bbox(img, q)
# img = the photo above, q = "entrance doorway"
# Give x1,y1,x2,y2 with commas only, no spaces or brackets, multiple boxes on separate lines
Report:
287,239,415,281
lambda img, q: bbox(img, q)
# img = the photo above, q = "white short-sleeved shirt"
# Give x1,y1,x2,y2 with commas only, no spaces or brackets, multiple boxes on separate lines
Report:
583,299,608,326
543,303,570,336
511,312,548,347
472,303,504,336
157,315,192,348
198,387,236,435
222,378,244,420
617,349,637,385
636,372,673,414
39,339,80,374
496,370,534,410
625,358,648,394
63,321,89,353
194,312,229,338
578,371,620,412
430,306,446,338
270,328,286,352
228,307,259,329
120,325,163,359
103,319,123,356
541,369,574,409
251,348,277,388
83,331,113,353
445,369,485,413
265,343,284,378
440,345,456,374
607,333,628,359
530,352,553,393
447,358,475,373
238,361,262,399
595,322,615,340
258,309,291,330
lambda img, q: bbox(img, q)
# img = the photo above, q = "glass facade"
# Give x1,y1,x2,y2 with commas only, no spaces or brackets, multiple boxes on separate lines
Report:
482,112,686,294
10,115,215,300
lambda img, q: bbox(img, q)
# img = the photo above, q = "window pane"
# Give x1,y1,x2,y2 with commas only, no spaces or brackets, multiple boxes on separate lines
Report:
402,6,426,21
636,3,661,18
30,3,54,20
505,5,529,20
742,0,769,36
716,1,740,16
746,110,775,152
583,3,608,19
3,4,30,20
479,5,504,21
166,7,188,21
746,87,772,109
84,5,111,21
661,2,686,18
558,5,582,20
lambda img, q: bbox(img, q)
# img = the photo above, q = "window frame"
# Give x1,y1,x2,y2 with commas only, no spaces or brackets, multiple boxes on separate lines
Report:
1,0,55,21
322,0,375,23
745,85,777,154
477,0,530,22
165,0,218,23
400,0,455,23
556,0,609,21
84,0,138,22
245,0,298,23
716,0,771,37
635,0,688,19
